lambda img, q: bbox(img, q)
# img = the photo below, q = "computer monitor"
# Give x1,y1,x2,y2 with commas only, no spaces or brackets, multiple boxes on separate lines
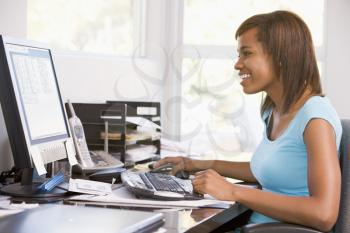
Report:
0,35,72,198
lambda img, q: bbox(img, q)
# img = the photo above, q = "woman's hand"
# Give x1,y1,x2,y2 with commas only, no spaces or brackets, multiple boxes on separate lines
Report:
152,156,193,175
192,169,237,201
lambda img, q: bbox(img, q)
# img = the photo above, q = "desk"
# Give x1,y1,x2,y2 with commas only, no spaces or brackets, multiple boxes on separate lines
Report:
2,188,250,232
1,153,252,232
64,200,250,232
0,197,250,233
66,160,252,232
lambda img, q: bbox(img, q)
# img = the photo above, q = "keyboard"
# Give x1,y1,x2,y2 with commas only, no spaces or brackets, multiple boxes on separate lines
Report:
121,171,203,200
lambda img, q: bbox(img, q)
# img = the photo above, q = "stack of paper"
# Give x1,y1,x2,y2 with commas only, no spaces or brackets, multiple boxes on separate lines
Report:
125,145,158,162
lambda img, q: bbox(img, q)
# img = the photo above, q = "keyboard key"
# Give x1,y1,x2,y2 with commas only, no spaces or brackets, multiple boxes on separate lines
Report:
145,173,184,193
140,173,154,190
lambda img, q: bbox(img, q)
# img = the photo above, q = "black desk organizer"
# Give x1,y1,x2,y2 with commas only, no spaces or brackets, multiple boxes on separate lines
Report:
65,101,161,164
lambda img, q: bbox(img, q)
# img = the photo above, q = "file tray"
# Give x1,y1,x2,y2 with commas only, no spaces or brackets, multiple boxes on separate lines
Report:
107,101,161,157
65,101,161,163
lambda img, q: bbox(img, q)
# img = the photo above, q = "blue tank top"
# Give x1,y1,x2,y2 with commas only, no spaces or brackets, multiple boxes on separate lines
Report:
249,96,342,223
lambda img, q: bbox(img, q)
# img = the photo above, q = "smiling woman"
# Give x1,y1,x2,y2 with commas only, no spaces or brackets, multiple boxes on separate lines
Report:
156,10,342,232
233,12,341,231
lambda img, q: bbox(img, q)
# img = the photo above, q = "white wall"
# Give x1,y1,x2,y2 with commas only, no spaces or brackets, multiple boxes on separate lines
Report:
0,0,27,37
0,0,27,171
53,53,163,103
325,0,350,119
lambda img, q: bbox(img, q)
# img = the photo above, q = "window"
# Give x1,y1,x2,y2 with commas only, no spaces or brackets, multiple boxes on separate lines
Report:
27,0,138,56
183,0,324,46
179,0,325,157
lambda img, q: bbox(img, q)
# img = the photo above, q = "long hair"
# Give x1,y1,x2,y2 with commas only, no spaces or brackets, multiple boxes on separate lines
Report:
235,11,322,115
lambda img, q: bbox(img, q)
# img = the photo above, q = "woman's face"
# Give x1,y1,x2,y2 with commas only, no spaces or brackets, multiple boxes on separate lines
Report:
234,28,280,95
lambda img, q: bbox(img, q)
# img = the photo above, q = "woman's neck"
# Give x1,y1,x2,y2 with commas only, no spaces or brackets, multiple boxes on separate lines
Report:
273,89,314,116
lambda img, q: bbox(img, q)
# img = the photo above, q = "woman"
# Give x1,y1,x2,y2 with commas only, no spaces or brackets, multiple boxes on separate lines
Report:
154,11,342,232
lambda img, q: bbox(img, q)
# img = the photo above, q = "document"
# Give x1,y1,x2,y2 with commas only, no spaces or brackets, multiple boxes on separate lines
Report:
125,145,158,162
30,147,46,175
68,186,233,209
69,179,113,195
126,116,161,130
0,196,39,218
65,138,78,166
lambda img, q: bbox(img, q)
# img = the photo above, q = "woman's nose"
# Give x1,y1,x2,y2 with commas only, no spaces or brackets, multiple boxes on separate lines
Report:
234,58,243,70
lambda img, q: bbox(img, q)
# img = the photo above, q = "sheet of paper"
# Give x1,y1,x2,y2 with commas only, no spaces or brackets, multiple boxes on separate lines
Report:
0,209,23,218
126,116,161,130
69,179,112,195
30,147,47,175
65,138,78,165
0,199,39,218
68,186,233,209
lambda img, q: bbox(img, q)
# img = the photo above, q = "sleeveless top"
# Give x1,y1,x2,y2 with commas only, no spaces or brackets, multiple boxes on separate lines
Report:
249,96,342,223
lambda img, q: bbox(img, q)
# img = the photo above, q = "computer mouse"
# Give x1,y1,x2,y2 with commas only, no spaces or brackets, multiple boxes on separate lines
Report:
149,162,190,179
149,162,173,173
174,170,190,179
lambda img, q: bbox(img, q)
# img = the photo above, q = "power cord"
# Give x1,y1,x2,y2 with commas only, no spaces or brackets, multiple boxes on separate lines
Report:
0,167,18,185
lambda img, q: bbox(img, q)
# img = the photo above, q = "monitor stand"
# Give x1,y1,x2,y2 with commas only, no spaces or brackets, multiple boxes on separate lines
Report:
0,168,68,202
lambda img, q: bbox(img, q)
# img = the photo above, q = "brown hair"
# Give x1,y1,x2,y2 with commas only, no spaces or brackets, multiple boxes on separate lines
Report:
235,11,322,114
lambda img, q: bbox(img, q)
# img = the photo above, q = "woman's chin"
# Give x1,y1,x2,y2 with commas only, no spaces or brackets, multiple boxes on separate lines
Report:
242,87,259,94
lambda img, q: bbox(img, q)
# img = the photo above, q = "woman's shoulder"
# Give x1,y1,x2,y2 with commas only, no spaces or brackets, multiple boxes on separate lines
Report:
301,95,337,117
297,95,342,144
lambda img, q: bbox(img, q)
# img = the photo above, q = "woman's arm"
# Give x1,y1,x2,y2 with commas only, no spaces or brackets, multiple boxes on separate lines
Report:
208,160,257,182
193,119,341,232
154,157,257,182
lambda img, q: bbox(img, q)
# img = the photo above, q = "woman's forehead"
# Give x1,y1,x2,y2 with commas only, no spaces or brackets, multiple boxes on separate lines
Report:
237,28,259,48
237,28,267,53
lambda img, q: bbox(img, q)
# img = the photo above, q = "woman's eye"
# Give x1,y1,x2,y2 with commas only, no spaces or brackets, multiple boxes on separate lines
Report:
242,51,252,56
236,50,252,58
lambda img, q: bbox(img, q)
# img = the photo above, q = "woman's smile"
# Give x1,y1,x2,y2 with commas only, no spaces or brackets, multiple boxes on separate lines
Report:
239,73,251,85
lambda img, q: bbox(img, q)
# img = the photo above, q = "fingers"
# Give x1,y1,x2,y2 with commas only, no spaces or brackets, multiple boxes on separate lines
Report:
191,170,234,200
171,157,188,175
192,176,209,194
192,170,213,184
192,171,207,194
191,169,222,193
194,169,219,178
153,156,192,175
171,163,185,175
153,156,180,168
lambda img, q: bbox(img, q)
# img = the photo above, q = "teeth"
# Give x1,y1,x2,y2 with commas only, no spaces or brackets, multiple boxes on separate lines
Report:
240,74,251,79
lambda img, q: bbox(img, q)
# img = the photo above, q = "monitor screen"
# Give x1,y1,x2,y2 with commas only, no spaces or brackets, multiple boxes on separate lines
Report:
7,44,69,143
